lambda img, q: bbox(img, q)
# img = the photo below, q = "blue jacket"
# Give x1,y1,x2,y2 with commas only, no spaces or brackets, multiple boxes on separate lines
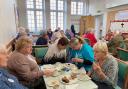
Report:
68,43,94,71
0,68,27,89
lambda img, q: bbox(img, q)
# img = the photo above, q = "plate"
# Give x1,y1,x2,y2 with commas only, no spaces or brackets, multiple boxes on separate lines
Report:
52,71,62,77
42,64,55,69
47,80,59,87
77,74,91,81
60,75,78,85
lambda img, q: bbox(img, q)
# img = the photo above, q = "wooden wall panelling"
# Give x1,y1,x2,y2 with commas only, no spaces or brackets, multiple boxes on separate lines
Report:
80,16,95,35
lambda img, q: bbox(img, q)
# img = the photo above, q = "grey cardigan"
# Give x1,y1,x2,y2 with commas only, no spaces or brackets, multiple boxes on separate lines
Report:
90,54,118,87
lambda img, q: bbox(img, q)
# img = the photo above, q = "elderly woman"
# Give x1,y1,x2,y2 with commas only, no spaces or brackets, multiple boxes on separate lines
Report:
8,37,54,89
44,37,69,64
108,33,124,57
89,41,118,89
0,44,27,89
83,28,97,47
68,36,94,72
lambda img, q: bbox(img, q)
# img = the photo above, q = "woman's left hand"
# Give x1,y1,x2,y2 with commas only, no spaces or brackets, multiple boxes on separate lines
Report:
72,58,84,63
93,62,102,74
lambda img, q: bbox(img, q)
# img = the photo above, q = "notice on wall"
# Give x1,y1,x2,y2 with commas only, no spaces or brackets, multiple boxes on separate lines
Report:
110,20,128,32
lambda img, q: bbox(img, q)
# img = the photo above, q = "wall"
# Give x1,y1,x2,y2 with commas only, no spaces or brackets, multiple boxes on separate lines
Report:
89,0,128,39
0,0,17,45
106,0,128,8
106,5,128,32
89,0,106,16
17,0,27,28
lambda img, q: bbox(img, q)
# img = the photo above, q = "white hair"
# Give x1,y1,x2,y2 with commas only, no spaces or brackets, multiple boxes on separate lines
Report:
93,40,108,53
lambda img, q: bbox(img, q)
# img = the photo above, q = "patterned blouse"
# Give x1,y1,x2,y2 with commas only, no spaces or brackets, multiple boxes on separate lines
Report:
90,54,118,87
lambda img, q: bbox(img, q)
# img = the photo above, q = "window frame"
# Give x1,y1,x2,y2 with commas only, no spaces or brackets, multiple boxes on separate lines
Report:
26,0,45,32
71,0,85,15
50,0,66,31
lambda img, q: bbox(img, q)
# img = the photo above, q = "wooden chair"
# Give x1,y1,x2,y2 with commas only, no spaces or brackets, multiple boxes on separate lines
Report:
117,47,128,61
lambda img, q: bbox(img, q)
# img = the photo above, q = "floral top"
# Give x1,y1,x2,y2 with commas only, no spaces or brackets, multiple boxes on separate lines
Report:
90,54,118,87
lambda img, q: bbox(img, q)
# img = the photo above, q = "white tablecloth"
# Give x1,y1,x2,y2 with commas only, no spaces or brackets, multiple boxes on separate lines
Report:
41,64,98,89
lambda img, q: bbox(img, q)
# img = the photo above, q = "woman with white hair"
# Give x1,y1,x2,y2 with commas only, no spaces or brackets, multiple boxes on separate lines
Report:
0,44,27,89
89,41,118,89
83,28,97,47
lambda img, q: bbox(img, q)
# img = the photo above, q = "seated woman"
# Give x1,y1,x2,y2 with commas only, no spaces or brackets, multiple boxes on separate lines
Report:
68,36,94,72
107,33,124,57
36,30,49,45
0,44,27,89
89,41,118,89
8,37,54,89
43,37,69,64
65,29,74,39
83,28,97,47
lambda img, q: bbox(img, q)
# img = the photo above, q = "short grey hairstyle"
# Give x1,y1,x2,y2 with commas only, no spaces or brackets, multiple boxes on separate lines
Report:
93,41,108,53
40,30,47,36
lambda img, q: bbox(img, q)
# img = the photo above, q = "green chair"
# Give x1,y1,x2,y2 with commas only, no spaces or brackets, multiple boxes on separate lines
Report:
35,47,48,60
32,45,48,63
117,47,128,61
117,60,128,89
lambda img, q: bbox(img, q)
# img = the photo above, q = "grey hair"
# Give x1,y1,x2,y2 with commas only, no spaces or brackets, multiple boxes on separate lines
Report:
40,30,47,36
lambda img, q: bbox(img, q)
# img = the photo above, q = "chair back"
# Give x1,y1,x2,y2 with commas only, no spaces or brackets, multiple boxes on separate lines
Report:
32,45,48,60
117,60,128,88
117,47,128,61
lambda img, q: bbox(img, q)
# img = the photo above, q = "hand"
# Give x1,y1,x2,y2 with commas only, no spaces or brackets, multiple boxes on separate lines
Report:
92,62,102,73
72,58,84,63
43,69,55,76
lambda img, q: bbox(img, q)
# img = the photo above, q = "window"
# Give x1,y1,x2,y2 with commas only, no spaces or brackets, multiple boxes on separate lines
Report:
71,2,76,15
58,12,63,29
78,2,83,15
71,1,84,15
50,0,65,31
26,0,45,32
50,12,56,30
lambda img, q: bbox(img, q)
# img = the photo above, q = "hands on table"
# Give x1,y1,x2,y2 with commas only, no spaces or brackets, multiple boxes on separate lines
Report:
43,69,55,76
72,58,84,63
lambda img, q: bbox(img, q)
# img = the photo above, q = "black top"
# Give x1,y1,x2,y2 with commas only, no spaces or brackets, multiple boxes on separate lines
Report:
71,25,75,36
36,37,48,45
